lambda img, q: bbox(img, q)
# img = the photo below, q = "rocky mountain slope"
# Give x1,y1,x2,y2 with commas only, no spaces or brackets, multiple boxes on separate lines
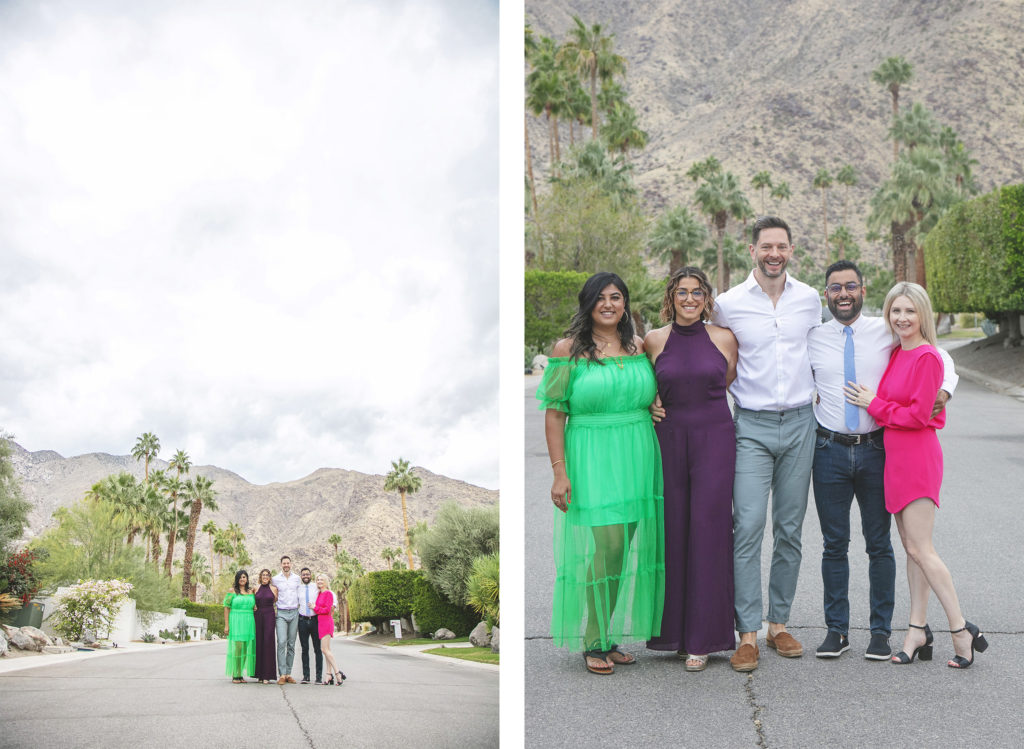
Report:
9,441,498,576
527,0,1024,269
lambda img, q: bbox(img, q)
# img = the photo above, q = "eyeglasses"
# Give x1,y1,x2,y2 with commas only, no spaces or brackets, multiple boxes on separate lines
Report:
826,282,862,294
675,289,706,300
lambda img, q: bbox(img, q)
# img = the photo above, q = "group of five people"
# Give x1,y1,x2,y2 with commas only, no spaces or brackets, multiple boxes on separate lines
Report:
223,555,347,685
540,215,988,675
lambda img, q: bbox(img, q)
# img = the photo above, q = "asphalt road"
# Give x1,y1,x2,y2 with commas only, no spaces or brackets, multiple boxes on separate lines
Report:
0,638,498,748
525,373,1024,748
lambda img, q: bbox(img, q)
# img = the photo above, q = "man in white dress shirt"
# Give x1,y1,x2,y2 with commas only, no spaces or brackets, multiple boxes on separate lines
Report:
297,567,323,683
272,555,303,684
712,216,822,672
808,260,957,660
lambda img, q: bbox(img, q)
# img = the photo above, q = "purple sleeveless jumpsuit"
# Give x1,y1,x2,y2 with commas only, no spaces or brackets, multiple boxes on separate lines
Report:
647,320,736,655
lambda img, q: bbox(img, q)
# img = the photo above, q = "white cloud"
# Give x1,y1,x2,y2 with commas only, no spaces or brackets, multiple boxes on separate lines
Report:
0,0,498,488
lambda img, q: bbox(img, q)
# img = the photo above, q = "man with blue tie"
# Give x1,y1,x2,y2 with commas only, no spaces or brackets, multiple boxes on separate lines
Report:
808,260,957,660
297,567,323,684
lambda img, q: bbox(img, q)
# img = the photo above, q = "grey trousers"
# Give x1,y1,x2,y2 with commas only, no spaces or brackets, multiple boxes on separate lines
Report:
732,405,816,633
275,607,298,676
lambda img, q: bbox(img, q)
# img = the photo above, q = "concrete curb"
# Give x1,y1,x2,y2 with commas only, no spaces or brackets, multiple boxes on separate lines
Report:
0,639,216,675
956,365,1024,401
347,636,499,671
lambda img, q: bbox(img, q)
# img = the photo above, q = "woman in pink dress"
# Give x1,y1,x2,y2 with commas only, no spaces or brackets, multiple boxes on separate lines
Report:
845,282,988,669
314,574,346,685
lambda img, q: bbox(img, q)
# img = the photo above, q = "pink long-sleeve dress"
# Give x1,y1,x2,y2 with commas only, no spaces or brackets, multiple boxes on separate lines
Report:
313,590,336,640
867,344,946,513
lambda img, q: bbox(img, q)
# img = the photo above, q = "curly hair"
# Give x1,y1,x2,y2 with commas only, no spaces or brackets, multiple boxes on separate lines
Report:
660,266,715,324
563,271,637,362
232,569,251,595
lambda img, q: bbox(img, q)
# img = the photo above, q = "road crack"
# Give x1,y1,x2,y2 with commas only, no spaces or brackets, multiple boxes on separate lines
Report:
280,685,317,748
744,673,768,748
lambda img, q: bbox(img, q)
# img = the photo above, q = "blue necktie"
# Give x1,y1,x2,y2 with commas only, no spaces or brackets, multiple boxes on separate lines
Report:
305,585,310,615
844,326,859,431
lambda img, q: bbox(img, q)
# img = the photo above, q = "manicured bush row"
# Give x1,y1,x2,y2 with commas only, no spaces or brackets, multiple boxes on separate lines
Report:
925,184,1024,314
349,570,478,636
525,270,590,353
176,599,226,637
411,574,478,637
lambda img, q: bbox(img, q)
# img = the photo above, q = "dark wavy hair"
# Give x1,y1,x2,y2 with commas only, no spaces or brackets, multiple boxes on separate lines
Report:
660,266,715,323
233,569,251,595
255,568,273,589
564,272,636,362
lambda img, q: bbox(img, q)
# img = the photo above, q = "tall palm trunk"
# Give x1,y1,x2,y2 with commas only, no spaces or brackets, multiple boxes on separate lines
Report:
589,67,598,139
821,189,829,258
715,214,727,295
181,499,202,601
164,492,178,578
400,490,414,569
525,111,538,216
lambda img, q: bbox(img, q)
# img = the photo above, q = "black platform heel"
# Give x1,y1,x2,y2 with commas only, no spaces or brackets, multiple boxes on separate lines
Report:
948,620,988,669
891,623,933,664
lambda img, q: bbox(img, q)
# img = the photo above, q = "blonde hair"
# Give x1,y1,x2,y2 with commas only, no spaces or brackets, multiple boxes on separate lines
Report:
315,573,331,586
882,282,937,346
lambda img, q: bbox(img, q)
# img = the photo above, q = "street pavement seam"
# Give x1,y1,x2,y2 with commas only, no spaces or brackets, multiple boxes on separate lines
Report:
743,673,769,748
280,681,317,748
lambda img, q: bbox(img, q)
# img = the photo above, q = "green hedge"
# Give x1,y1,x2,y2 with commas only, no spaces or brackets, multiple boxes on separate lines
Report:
177,599,226,637
348,570,419,629
525,270,589,352
411,575,478,637
925,184,1024,313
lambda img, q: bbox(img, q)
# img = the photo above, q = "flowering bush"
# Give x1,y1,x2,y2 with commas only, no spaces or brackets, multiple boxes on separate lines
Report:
0,548,42,605
50,579,134,642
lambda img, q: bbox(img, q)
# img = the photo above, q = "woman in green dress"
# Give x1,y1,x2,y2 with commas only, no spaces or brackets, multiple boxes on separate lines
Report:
223,569,256,683
538,272,665,675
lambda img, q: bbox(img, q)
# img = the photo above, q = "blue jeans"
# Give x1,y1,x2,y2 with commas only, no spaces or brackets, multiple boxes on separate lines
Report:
276,608,298,677
812,429,895,637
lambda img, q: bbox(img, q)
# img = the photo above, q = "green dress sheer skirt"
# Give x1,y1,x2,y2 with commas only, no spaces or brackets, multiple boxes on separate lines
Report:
223,592,256,678
537,355,665,652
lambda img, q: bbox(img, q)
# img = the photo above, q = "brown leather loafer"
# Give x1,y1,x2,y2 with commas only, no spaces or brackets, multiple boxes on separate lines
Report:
730,643,760,672
285,675,297,684
766,631,803,657
276,676,287,685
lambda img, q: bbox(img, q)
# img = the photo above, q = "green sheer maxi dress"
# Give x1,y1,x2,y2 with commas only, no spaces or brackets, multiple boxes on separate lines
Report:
223,592,256,678
537,355,665,652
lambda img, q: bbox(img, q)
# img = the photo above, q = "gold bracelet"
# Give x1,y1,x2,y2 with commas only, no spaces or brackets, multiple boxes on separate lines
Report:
551,459,565,468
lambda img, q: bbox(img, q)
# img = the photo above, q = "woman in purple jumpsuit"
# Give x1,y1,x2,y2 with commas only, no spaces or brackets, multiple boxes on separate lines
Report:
646,267,738,671
253,568,278,684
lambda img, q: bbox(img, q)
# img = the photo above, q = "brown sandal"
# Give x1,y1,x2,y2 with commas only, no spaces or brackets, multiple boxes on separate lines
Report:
583,649,613,675
606,644,636,665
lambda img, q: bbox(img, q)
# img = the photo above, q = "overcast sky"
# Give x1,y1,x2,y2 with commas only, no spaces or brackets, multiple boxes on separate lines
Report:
0,0,499,488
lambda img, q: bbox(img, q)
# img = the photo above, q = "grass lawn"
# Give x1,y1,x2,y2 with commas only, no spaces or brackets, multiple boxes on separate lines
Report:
421,646,499,665
383,636,470,647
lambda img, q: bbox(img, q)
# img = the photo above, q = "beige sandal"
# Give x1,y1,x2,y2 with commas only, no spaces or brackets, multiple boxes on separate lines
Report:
684,654,709,672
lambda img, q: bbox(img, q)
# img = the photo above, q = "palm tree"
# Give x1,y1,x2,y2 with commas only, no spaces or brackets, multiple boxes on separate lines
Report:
555,140,637,211
888,101,937,154
202,520,218,573
649,205,709,275
813,169,834,257
770,181,792,211
525,23,539,216
751,171,773,215
333,550,365,634
328,534,342,556
164,449,191,577
213,531,234,574
381,547,396,570
835,165,858,227
700,232,752,292
181,475,217,601
139,482,167,569
89,472,144,546
829,226,857,262
600,101,647,162
131,433,161,483
526,36,567,167
558,15,625,140
871,56,914,161
383,458,422,569
868,146,953,285
692,167,753,294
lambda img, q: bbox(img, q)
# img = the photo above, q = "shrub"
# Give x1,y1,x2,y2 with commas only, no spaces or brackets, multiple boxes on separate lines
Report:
49,579,133,641
0,548,43,612
411,575,478,637
466,552,499,626
417,502,499,607
525,270,590,352
141,632,156,643
348,570,420,630
177,599,226,638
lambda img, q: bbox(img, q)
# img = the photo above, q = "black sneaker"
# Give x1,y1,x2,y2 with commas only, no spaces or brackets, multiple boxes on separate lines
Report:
865,633,891,660
815,631,850,658
301,678,309,684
